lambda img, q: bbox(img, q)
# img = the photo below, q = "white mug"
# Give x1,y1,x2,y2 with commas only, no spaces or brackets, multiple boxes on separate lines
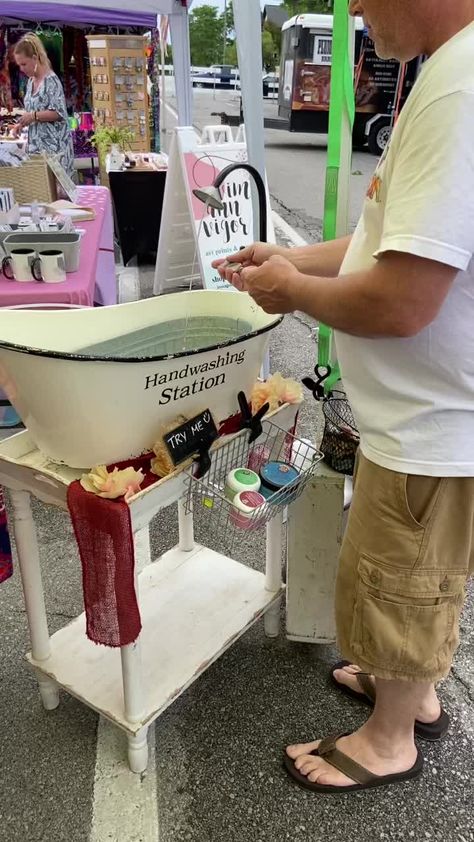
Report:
2,248,36,282
32,250,66,284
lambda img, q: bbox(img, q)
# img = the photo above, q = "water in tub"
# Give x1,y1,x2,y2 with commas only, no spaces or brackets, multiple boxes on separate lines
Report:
79,210,250,358
78,316,252,358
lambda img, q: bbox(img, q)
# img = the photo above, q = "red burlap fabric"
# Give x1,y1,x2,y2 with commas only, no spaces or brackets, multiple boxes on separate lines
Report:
67,453,156,648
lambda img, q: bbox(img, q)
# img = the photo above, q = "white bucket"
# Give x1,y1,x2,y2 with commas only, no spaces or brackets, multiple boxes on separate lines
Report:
0,292,281,468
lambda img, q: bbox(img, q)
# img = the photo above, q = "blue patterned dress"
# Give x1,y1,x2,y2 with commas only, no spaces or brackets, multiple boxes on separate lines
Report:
25,73,75,179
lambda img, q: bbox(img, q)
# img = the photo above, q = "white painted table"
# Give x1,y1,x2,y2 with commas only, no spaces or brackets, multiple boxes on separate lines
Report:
0,404,297,773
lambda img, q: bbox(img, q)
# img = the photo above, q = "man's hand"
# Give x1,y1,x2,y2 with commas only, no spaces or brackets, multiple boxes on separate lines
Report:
237,254,301,313
212,242,288,286
212,236,353,283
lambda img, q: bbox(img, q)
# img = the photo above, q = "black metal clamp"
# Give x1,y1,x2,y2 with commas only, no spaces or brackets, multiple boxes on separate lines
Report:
302,365,332,402
237,390,270,444
193,391,270,478
193,444,212,480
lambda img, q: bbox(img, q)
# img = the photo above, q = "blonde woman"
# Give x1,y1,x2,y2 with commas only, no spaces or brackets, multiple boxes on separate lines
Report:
13,33,74,179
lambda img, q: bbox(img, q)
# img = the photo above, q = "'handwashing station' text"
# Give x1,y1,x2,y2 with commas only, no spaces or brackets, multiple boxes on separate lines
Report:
144,349,246,404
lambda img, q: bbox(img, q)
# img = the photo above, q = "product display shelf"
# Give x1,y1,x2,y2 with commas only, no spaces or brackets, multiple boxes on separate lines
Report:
86,34,150,153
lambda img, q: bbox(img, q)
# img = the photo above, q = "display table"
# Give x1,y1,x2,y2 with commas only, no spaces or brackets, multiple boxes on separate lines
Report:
0,137,27,151
109,168,166,266
0,186,116,307
0,403,297,773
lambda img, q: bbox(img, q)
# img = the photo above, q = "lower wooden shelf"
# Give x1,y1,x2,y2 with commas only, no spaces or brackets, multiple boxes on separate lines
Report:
27,544,283,735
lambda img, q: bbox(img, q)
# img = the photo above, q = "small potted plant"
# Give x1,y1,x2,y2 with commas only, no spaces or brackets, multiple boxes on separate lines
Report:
91,125,135,171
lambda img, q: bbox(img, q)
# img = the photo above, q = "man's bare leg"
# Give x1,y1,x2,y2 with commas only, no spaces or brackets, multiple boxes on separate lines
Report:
286,678,431,787
333,664,442,724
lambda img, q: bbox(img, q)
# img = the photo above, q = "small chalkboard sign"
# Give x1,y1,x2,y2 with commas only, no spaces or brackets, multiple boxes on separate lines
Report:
164,409,218,467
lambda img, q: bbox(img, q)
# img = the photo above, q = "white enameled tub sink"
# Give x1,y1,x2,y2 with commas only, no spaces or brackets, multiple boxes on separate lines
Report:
0,291,282,468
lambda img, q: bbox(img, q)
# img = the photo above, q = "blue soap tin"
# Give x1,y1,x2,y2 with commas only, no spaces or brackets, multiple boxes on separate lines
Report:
259,461,301,501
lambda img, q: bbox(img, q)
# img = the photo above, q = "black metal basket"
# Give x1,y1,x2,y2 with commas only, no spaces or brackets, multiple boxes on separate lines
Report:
320,393,360,475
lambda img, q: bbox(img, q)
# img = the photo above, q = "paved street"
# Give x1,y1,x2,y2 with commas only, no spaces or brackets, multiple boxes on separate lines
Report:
0,85,473,842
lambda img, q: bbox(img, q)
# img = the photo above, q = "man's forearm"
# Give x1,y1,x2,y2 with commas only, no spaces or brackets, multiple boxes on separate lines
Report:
286,235,352,278
291,268,420,338
241,245,456,337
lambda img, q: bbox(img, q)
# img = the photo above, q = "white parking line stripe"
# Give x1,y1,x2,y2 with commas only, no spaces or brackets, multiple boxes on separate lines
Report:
90,720,159,842
90,529,158,842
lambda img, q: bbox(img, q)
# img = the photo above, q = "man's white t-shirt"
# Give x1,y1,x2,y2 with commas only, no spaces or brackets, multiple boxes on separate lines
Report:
335,21,474,477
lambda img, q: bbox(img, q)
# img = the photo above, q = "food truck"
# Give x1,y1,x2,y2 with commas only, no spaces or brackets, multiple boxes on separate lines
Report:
278,13,421,154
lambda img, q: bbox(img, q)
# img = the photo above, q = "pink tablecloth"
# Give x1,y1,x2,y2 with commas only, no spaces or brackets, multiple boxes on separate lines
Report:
0,186,116,307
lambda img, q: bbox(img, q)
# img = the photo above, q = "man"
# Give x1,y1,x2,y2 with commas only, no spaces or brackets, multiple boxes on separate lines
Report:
213,0,474,794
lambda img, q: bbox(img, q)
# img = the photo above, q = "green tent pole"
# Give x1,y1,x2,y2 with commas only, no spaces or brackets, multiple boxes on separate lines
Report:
319,0,356,392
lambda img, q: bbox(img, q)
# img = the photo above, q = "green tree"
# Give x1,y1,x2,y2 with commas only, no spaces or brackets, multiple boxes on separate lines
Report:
189,5,225,67
225,40,238,67
282,0,333,13
220,0,234,65
224,2,280,72
225,32,276,72
262,29,278,71
222,0,235,39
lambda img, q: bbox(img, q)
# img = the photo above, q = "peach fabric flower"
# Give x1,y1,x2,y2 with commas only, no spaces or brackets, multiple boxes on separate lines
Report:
271,372,304,406
250,373,303,415
251,379,279,414
80,465,145,502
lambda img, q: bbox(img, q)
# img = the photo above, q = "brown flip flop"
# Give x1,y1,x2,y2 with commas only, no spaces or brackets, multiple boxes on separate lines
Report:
283,732,424,794
330,660,450,741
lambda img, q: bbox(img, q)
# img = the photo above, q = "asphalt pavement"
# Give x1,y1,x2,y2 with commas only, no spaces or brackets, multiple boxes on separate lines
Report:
0,86,473,842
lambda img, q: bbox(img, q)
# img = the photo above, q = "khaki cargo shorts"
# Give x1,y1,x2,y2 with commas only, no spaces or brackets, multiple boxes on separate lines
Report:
336,452,474,683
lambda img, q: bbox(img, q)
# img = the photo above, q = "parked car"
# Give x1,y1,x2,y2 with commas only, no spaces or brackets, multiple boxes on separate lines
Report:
263,72,279,98
192,65,240,90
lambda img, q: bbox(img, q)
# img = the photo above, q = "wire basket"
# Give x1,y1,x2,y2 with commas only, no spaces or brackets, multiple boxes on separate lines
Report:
320,393,360,475
184,421,323,550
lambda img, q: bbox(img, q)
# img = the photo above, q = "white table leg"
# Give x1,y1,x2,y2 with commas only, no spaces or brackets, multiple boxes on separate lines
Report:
121,640,148,773
120,555,148,773
10,489,59,710
127,726,149,775
178,496,195,552
264,509,283,638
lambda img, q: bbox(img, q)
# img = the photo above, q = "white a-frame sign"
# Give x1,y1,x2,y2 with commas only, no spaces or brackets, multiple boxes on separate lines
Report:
154,126,273,295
